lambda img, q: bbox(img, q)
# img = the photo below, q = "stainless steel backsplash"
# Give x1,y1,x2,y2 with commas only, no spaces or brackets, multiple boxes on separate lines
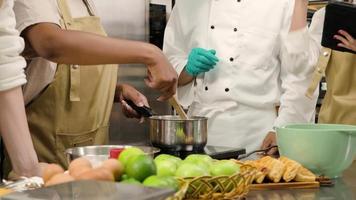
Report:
92,0,172,145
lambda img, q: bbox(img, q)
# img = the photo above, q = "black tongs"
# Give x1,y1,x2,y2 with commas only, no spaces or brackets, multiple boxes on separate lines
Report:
125,99,155,118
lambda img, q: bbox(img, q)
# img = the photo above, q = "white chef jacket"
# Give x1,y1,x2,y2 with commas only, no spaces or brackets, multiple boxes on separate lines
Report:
13,0,96,104
0,0,27,92
163,0,319,151
309,8,325,49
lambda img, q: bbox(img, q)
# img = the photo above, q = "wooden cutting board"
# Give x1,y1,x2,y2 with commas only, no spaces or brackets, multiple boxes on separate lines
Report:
250,181,320,190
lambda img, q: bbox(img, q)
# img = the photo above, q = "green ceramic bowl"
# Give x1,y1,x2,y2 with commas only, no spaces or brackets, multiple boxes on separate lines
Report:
276,124,356,178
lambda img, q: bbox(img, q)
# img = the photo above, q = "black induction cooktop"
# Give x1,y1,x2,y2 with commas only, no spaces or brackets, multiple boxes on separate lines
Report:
156,145,246,160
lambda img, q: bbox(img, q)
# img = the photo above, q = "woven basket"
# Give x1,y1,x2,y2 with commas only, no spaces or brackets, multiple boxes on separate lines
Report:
167,164,257,200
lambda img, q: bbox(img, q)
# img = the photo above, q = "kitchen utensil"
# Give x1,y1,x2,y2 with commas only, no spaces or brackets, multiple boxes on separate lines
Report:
150,115,208,151
65,145,160,166
168,96,188,119
125,99,156,118
125,96,189,120
276,123,356,178
238,145,278,160
124,99,207,151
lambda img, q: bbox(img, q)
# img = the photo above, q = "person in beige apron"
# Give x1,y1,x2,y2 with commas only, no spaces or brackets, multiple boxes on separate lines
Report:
307,8,356,125
3,0,177,175
25,0,118,167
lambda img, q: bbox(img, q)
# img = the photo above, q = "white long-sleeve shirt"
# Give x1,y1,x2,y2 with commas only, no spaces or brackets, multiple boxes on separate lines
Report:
164,0,319,129
0,0,26,91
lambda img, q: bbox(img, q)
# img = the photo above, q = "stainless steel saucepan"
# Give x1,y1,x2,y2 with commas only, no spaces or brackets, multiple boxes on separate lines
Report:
126,100,208,151
149,115,207,151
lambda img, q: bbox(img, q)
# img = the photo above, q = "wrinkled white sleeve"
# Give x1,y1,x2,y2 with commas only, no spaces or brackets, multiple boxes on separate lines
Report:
14,0,60,34
0,0,27,92
309,8,325,49
273,4,323,128
163,5,193,108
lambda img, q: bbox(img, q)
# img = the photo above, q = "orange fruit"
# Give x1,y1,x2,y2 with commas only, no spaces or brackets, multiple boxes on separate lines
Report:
42,164,64,183
101,159,124,180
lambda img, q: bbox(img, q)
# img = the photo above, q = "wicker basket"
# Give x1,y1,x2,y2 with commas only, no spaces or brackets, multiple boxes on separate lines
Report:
167,164,257,200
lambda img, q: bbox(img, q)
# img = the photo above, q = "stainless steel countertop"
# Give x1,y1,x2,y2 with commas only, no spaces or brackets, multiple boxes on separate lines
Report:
3,180,175,200
246,161,356,200
3,163,355,199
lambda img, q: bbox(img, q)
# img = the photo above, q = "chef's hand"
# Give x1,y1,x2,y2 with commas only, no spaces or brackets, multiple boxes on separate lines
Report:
185,48,219,76
117,84,149,122
144,46,178,101
261,131,278,155
334,30,356,52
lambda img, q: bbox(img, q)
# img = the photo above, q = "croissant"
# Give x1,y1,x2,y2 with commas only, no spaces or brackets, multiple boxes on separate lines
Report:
244,160,268,184
279,156,302,182
259,156,286,183
294,167,316,182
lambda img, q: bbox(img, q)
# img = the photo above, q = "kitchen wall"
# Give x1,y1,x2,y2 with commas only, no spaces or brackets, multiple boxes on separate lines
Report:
92,0,173,145
92,0,148,40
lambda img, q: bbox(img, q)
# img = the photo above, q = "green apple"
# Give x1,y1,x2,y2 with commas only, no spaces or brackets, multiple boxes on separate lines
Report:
155,154,182,166
121,178,141,185
143,175,179,191
155,160,177,176
118,147,145,167
210,160,240,176
163,176,180,191
120,174,129,181
175,163,210,177
182,154,213,171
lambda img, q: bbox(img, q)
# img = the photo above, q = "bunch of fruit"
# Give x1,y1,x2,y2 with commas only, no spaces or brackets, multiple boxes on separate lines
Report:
116,147,242,192
42,146,242,193
117,147,179,191
43,158,123,186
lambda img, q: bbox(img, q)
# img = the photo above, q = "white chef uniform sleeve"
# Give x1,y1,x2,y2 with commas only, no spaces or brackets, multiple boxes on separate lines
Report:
308,8,325,48
14,0,60,34
0,0,27,91
163,4,192,108
273,3,323,128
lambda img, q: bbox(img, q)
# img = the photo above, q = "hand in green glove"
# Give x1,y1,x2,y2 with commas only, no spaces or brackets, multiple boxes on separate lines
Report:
185,48,219,76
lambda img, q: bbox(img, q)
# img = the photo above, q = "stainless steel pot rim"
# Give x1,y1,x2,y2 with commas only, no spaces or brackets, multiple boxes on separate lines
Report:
149,115,207,121
65,145,160,156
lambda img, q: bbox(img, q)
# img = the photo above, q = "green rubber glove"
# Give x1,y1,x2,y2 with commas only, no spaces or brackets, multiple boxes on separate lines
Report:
185,48,219,76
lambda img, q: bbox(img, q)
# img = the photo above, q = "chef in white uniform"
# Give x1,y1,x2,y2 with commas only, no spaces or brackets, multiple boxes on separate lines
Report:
163,0,319,153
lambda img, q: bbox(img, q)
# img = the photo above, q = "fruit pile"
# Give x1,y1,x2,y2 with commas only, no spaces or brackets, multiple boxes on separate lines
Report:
117,147,242,192
43,158,123,186
42,146,244,197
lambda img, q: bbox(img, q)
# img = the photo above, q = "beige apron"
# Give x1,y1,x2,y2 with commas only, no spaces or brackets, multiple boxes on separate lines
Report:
307,47,356,124
25,0,117,168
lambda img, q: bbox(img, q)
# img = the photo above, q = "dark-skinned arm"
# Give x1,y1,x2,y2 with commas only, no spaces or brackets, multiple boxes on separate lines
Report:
23,23,177,100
